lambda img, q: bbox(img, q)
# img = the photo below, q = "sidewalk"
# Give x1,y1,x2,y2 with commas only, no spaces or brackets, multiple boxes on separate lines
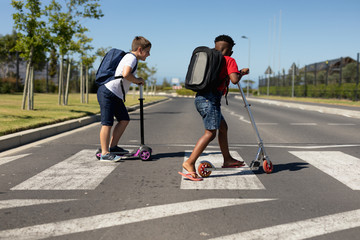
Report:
0,98,168,153
241,96,360,119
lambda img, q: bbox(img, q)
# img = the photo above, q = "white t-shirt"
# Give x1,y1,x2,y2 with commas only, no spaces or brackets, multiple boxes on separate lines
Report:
105,53,137,100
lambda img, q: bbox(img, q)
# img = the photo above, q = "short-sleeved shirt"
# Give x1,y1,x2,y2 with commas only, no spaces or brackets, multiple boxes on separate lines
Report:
217,56,240,95
105,53,137,100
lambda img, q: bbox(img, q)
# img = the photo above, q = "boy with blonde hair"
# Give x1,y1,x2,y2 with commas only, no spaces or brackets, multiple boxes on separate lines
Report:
97,36,151,162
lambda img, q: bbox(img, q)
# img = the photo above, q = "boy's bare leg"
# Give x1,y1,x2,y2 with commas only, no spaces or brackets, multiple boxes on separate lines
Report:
110,120,129,148
100,125,112,155
182,129,216,177
218,120,244,166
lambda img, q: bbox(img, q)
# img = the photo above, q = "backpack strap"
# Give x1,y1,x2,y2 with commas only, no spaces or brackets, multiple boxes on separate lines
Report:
114,53,138,102
121,80,126,102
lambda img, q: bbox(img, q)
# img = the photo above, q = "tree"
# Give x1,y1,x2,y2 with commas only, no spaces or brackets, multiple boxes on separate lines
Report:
81,54,96,103
0,31,18,81
137,62,157,94
48,47,58,78
242,79,255,90
45,0,103,105
75,30,95,103
11,0,50,110
96,47,111,58
162,78,171,88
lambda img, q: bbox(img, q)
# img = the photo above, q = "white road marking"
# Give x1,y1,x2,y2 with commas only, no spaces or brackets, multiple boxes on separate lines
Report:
0,198,275,239
290,123,317,125
224,109,251,124
209,208,360,240
327,123,356,126
11,150,118,190
0,154,30,166
0,199,76,210
168,143,360,149
289,151,360,190
180,151,265,190
262,144,360,149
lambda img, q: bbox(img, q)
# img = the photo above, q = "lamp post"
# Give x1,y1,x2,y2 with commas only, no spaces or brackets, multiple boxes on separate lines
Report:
241,36,251,97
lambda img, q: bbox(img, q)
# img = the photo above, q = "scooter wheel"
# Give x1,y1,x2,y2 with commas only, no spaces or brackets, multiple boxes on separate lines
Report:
95,149,101,160
263,159,273,174
139,150,151,161
198,161,213,178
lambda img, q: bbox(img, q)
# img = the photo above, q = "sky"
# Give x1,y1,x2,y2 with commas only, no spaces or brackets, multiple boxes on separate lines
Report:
1,0,360,87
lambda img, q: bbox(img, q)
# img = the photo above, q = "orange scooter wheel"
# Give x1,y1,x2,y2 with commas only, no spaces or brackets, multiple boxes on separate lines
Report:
198,161,213,178
263,160,273,174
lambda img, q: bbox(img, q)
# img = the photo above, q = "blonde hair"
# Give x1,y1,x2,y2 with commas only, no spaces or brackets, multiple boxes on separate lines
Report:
132,36,152,51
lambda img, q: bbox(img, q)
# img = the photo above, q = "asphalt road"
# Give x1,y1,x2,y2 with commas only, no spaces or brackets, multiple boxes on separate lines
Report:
0,94,360,239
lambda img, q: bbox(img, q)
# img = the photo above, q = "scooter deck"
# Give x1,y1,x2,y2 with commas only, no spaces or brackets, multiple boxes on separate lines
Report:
204,166,260,172
95,145,152,161
198,159,271,178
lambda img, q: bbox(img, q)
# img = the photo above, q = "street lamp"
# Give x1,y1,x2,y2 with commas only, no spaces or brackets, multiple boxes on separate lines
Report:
241,36,251,97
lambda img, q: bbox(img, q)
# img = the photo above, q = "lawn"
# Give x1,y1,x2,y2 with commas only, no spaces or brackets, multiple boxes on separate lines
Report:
0,93,166,136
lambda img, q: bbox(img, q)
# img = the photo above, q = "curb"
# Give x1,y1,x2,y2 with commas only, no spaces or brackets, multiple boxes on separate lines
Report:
0,98,168,153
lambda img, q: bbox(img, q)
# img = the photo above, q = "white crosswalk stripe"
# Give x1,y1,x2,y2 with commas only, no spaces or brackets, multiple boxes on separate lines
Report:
11,150,118,190
180,151,265,190
289,151,360,190
0,199,76,210
209,208,360,240
0,198,275,239
0,154,30,166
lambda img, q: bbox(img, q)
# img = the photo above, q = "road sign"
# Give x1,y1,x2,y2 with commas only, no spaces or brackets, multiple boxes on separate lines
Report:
265,66,273,75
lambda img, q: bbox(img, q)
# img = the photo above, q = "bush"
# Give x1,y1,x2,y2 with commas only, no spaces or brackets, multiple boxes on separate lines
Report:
0,77,21,93
34,78,58,93
176,89,196,96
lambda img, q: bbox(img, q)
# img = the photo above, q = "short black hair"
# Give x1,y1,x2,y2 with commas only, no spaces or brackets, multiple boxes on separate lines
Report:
214,35,235,47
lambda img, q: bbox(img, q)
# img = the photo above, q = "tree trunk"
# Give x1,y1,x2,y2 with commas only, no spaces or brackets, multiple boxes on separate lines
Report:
65,59,71,105
21,61,30,110
22,48,35,110
80,62,84,103
28,66,34,110
85,66,89,104
58,55,64,105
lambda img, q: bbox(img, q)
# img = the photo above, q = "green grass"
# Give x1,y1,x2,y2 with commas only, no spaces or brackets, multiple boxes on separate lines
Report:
254,95,360,107
0,93,166,136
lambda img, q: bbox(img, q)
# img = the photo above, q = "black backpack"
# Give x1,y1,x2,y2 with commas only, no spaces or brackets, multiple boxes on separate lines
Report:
185,46,224,93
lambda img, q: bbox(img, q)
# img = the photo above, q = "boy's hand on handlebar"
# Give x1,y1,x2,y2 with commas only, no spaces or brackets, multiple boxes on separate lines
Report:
137,78,145,85
240,68,250,75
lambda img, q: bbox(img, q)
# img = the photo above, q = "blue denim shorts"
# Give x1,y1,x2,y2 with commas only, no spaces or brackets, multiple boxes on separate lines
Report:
97,85,129,126
195,91,224,130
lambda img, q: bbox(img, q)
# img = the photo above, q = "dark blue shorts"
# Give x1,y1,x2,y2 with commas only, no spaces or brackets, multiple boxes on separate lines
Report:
97,85,129,126
195,91,224,130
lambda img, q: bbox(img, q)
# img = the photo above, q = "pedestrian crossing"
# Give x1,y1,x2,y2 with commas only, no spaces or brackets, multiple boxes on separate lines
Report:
2,149,360,191
2,148,360,239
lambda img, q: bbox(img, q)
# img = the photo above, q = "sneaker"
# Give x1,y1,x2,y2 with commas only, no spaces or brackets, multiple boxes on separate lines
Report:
109,146,129,154
100,153,123,162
